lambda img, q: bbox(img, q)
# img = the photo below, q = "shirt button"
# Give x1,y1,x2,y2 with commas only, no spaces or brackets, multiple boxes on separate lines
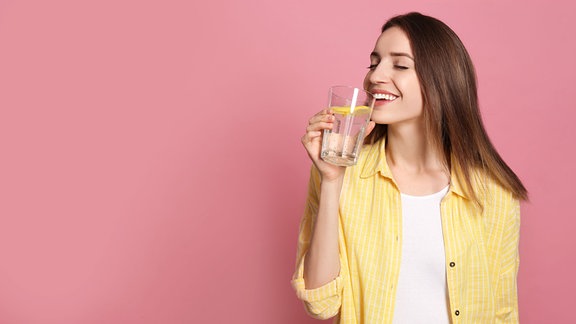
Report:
455,310,460,316
449,262,455,267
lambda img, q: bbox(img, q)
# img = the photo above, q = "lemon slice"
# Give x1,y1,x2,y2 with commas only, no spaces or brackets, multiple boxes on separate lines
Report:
331,106,371,116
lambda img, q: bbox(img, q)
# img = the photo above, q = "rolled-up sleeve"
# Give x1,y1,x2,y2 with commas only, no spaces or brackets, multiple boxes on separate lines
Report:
291,166,344,319
291,254,344,319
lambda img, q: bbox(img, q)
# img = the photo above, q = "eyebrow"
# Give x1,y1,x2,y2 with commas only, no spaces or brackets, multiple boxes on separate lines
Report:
370,51,414,61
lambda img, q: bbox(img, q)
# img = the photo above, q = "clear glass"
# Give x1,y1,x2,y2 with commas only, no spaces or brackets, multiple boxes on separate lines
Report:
321,86,374,166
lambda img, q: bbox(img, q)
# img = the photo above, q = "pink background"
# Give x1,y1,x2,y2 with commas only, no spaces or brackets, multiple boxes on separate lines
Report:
0,0,574,323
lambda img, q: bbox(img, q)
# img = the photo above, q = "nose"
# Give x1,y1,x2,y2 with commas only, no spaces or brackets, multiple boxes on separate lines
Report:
368,63,392,85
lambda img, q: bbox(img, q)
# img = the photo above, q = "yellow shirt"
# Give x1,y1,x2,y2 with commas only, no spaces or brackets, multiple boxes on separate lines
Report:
292,139,520,323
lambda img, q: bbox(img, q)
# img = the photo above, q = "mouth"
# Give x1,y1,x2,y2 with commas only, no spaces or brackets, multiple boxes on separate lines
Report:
372,93,398,101
371,91,398,106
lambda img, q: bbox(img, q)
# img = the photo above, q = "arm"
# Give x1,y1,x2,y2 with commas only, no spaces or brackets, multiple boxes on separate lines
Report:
495,199,521,323
291,166,344,319
292,110,373,319
304,171,343,289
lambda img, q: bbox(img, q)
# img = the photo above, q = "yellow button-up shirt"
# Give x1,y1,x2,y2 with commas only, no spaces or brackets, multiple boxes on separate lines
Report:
292,139,520,323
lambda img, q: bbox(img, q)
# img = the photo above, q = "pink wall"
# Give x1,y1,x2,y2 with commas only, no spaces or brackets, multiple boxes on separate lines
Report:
0,0,574,323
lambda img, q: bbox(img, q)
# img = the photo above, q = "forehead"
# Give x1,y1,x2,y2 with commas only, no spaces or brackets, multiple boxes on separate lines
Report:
372,27,413,56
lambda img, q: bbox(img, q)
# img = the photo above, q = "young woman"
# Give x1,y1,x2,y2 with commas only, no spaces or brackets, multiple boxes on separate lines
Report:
292,12,527,323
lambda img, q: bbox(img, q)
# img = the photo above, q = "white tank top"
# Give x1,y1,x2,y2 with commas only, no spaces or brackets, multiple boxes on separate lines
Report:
392,186,450,324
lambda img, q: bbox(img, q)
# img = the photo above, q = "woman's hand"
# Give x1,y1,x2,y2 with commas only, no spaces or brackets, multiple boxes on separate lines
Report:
301,109,375,182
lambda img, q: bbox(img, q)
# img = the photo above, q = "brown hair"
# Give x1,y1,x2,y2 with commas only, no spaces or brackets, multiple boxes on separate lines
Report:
365,12,528,202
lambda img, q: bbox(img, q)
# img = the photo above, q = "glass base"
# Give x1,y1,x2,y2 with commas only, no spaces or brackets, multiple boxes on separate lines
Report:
321,151,357,167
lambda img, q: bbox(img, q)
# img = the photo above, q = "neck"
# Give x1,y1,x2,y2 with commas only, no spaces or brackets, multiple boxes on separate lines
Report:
386,121,446,173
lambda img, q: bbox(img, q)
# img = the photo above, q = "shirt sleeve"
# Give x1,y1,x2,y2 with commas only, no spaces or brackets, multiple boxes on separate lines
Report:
290,166,344,320
495,198,521,323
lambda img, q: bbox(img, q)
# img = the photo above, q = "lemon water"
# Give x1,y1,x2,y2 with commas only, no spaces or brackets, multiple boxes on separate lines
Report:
321,106,371,166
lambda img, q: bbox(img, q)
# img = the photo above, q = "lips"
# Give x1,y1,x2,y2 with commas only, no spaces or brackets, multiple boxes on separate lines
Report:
371,90,399,106
373,93,398,100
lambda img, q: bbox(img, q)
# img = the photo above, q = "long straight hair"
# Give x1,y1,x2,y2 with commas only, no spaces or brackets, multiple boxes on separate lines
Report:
365,12,528,202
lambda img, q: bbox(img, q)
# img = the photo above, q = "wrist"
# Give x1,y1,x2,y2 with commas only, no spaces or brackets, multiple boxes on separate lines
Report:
320,173,344,187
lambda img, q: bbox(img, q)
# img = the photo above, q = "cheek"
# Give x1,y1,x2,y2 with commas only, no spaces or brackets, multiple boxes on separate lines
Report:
401,76,422,100
397,77,424,113
411,82,424,106
363,72,371,90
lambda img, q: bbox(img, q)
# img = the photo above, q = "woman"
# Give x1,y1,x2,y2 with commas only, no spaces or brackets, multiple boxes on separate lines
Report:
292,12,527,323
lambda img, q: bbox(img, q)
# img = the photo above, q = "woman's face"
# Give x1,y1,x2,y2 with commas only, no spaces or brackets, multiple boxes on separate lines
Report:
363,27,423,126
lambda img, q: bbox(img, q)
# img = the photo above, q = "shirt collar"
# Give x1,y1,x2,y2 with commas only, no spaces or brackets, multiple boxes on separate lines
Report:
360,137,393,180
448,157,469,199
359,137,470,200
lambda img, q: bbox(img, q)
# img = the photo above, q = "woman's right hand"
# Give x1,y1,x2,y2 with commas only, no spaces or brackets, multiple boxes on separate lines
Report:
301,109,376,182
301,109,345,182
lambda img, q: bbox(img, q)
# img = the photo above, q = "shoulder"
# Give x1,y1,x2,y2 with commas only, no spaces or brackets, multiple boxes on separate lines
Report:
470,168,520,218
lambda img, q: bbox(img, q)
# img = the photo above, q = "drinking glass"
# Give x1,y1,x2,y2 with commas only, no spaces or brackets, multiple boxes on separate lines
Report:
321,86,374,167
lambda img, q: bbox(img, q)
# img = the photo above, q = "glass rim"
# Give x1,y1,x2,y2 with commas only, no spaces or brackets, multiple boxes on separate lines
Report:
329,85,373,99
